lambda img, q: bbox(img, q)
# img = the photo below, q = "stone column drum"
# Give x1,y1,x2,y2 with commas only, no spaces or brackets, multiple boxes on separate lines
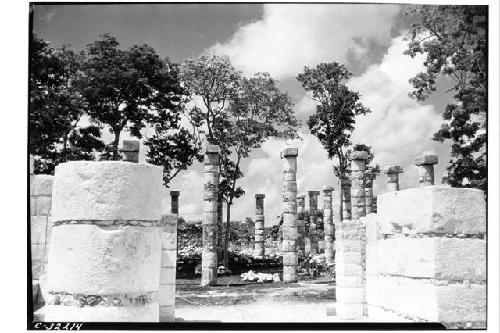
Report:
158,191,179,322
383,165,403,192
201,145,220,286
281,147,298,283
365,171,377,214
323,186,335,264
45,160,164,322
341,177,352,221
254,194,265,259
414,154,438,186
308,190,320,255
159,213,177,322
297,195,306,258
334,151,369,319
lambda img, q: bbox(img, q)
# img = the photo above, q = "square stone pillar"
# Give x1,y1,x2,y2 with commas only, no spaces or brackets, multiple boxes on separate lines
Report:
308,190,320,255
254,194,265,259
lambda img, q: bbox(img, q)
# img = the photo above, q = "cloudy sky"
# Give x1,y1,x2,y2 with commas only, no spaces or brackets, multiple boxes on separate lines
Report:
33,3,454,225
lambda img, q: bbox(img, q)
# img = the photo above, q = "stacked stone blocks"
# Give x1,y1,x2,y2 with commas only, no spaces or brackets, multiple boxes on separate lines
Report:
45,160,165,322
308,190,320,255
366,186,486,327
201,145,220,286
159,212,177,322
30,156,55,304
296,195,306,258
322,186,335,264
254,194,265,259
281,148,298,283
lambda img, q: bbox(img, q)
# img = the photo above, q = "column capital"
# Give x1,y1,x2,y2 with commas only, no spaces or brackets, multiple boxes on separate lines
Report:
281,147,298,158
170,191,180,197
255,194,266,199
382,165,403,174
349,150,369,160
414,154,438,166
322,185,335,193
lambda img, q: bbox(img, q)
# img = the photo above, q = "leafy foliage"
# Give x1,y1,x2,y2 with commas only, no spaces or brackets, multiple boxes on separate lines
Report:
29,34,104,173
403,5,487,192
81,34,183,160
297,62,370,181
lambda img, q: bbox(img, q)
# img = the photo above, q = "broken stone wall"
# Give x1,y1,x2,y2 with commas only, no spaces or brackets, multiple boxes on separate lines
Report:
30,160,54,304
366,186,486,328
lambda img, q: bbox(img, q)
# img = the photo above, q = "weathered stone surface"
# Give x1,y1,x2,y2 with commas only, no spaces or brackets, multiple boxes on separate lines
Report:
159,284,176,306
47,224,161,295
159,305,175,322
161,249,177,268
377,186,486,234
45,302,159,322
336,287,364,304
160,267,176,285
368,275,486,323
349,151,369,160
335,303,365,320
33,175,54,196
376,237,486,281
414,154,438,166
382,166,403,174
31,216,48,245
282,147,298,157
34,196,52,216
51,162,163,222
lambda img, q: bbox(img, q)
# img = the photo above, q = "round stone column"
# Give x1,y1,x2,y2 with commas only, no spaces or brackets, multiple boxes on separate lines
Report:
254,194,265,259
414,154,438,186
170,191,180,215
308,190,320,255
322,186,335,264
382,165,403,192
350,151,368,219
201,145,220,286
45,160,164,322
281,147,298,283
364,171,377,214
297,195,306,259
341,177,352,222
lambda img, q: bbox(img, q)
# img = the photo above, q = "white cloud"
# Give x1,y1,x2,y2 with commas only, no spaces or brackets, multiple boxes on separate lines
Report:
347,36,449,191
211,4,400,79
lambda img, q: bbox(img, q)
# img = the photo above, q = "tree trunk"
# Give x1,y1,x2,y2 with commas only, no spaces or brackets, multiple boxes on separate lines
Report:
112,130,121,160
223,201,231,268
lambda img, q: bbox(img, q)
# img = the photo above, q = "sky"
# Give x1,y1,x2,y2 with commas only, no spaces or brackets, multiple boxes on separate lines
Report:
32,3,454,225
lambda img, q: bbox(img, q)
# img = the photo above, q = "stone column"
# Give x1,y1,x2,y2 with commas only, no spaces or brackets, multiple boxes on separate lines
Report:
254,194,265,259
201,145,220,286
45,159,164,322
308,190,320,255
341,177,352,221
382,166,403,192
414,154,438,186
372,196,378,213
170,191,179,215
121,139,140,162
281,147,298,283
323,186,335,265
365,172,377,214
333,151,369,319
30,155,55,306
297,195,306,259
350,151,368,219
158,191,180,322
159,214,177,322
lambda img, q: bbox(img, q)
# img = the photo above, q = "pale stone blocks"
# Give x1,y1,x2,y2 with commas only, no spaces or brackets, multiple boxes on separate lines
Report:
33,175,55,196
159,305,175,322
47,224,161,295
45,303,160,322
370,275,485,323
376,237,486,281
377,186,486,234
31,216,48,245
51,161,163,222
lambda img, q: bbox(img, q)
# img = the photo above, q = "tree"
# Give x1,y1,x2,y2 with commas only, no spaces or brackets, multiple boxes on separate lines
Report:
29,34,104,174
297,62,370,219
144,63,204,187
403,5,487,192
216,72,299,266
81,34,179,160
181,56,299,266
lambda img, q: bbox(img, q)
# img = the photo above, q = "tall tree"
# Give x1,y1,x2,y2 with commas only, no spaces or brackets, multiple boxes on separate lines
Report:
179,53,242,264
29,34,104,174
403,5,487,192
144,63,204,187
81,34,178,160
216,72,299,266
297,62,370,219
